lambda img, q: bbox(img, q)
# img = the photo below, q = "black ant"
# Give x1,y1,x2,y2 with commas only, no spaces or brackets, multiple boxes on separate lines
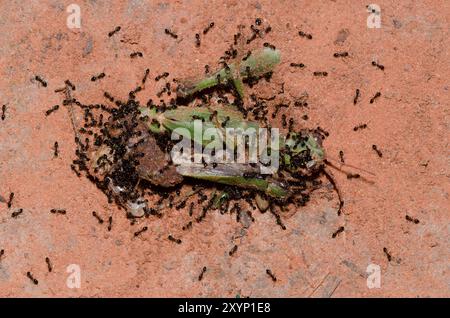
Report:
263,42,276,50
50,209,66,215
353,124,367,131
91,73,105,82
290,63,305,68
266,269,277,282
11,208,23,218
229,245,238,256
339,151,345,163
65,80,76,91
204,65,210,74
45,257,52,272
45,105,59,116
347,173,360,179
92,211,104,224
155,72,169,81
372,145,383,157
108,216,113,231
0,249,4,259
405,215,420,224
198,266,207,281
182,221,193,231
255,18,262,26
332,226,344,238
130,52,143,58
1,104,7,120
7,192,14,208
108,26,121,37
313,71,328,77
370,92,381,103
53,141,59,157
168,235,182,244
371,61,384,70
35,75,47,87
203,22,215,35
71,164,81,177
334,52,349,58
353,89,360,105
298,31,312,39
142,69,150,84
27,272,39,285
164,28,178,39
195,33,201,47
134,226,148,237
383,247,392,262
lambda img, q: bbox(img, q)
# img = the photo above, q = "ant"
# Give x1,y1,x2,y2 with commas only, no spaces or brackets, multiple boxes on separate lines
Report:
353,124,367,131
372,145,383,157
134,226,148,237
195,33,201,47
333,52,349,58
313,71,328,77
198,266,207,281
255,18,262,26
50,209,66,215
370,92,381,103
130,52,143,58
1,104,7,120
383,247,392,262
266,269,277,282
108,216,113,231
204,65,210,74
92,211,104,224
353,89,360,105
71,164,81,177
11,208,23,218
142,69,150,84
168,235,182,244
203,22,215,35
263,42,276,50
229,245,238,256
339,150,345,163
53,141,59,157
108,26,121,37
35,75,47,87
64,80,76,91
371,61,384,70
298,31,312,39
7,192,14,208
0,249,4,260
332,226,344,238
182,221,193,231
164,28,178,39
346,173,360,179
91,73,105,82
45,105,59,116
27,272,39,285
405,215,420,224
155,72,169,81
290,63,305,68
45,257,52,272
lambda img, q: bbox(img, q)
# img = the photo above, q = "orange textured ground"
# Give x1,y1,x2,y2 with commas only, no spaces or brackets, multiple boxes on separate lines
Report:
0,0,449,297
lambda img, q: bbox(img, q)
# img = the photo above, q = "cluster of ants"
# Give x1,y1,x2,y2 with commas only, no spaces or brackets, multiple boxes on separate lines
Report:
0,18,417,288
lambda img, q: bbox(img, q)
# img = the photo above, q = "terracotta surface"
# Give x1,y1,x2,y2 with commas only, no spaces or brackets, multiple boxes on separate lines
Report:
0,0,449,297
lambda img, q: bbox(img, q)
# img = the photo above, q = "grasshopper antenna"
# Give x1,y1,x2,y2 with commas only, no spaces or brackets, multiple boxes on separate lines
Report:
322,168,344,215
324,157,375,184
